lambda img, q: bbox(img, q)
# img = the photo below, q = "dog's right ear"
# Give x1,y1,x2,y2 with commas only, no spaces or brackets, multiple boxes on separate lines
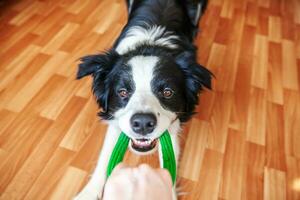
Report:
76,51,120,120
76,55,100,79
76,51,120,79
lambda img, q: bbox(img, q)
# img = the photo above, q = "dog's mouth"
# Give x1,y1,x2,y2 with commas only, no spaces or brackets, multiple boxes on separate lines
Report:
131,138,158,152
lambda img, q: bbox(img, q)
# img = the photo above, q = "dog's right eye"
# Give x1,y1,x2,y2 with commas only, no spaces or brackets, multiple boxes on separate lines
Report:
162,88,174,99
118,88,128,98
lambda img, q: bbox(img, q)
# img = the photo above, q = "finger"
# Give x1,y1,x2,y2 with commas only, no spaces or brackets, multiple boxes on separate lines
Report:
157,168,172,187
111,163,129,175
138,164,157,179
138,163,152,171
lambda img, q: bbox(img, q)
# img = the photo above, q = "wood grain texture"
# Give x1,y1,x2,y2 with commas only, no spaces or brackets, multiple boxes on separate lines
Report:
0,0,299,199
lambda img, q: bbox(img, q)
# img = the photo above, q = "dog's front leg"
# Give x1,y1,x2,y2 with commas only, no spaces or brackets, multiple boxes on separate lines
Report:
158,132,180,200
74,125,120,200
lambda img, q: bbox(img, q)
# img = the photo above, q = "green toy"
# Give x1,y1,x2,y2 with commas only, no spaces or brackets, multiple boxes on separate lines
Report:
106,130,177,185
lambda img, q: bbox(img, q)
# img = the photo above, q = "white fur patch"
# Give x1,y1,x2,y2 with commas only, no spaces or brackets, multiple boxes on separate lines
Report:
116,25,179,55
194,3,202,25
113,55,177,143
128,0,134,13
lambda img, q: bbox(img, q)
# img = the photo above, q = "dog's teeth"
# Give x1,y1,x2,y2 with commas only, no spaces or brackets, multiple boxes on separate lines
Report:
132,139,154,147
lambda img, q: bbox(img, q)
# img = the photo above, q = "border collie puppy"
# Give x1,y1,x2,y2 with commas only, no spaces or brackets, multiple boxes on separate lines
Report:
75,0,211,199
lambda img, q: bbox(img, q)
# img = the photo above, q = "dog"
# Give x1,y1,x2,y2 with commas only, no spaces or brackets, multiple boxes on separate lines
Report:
75,0,211,199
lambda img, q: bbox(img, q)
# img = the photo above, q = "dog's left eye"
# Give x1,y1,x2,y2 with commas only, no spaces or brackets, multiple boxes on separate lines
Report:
118,88,128,98
163,88,174,98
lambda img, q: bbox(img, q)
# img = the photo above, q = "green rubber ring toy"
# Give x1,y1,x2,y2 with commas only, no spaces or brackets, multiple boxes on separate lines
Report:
106,130,177,185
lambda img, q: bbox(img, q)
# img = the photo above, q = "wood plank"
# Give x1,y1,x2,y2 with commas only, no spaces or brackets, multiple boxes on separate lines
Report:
268,16,282,43
268,42,283,104
194,149,223,200
282,40,299,90
264,168,287,200
49,166,87,200
0,110,16,136
208,92,232,153
245,2,258,26
246,87,267,145
266,103,286,171
242,142,265,200
251,35,268,89
179,119,209,181
286,156,300,200
23,147,75,200
219,129,246,200
283,90,300,158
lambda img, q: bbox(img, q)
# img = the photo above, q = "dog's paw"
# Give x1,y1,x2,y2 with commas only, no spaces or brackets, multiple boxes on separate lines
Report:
74,189,101,200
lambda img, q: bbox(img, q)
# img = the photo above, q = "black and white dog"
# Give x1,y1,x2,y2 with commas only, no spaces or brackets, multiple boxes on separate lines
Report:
75,0,211,199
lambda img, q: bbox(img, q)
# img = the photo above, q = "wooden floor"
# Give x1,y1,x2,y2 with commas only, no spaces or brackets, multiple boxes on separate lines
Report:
0,0,300,199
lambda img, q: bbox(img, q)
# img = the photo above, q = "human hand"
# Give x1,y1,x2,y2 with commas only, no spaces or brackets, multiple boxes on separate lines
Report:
103,163,173,200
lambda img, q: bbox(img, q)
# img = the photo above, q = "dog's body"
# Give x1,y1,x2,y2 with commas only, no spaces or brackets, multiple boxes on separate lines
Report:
75,0,211,199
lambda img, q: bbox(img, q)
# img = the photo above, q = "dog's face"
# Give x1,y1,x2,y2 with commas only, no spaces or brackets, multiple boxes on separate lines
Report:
77,49,211,154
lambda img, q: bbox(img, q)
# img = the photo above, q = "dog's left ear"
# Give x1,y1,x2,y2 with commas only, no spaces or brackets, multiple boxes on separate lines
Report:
175,51,212,92
175,50,213,121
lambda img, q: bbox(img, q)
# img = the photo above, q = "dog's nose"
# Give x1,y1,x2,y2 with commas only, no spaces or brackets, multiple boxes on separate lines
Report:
130,113,157,135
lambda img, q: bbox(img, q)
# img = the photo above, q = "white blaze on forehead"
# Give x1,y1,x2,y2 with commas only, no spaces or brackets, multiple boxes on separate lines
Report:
128,56,158,94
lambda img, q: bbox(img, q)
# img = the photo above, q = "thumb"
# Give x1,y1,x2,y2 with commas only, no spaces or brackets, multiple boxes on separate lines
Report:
157,168,172,187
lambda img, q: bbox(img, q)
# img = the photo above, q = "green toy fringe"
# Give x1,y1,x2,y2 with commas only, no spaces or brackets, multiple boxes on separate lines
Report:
106,130,176,185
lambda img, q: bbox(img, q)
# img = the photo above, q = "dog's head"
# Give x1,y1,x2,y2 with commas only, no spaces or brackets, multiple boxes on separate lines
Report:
77,48,212,154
